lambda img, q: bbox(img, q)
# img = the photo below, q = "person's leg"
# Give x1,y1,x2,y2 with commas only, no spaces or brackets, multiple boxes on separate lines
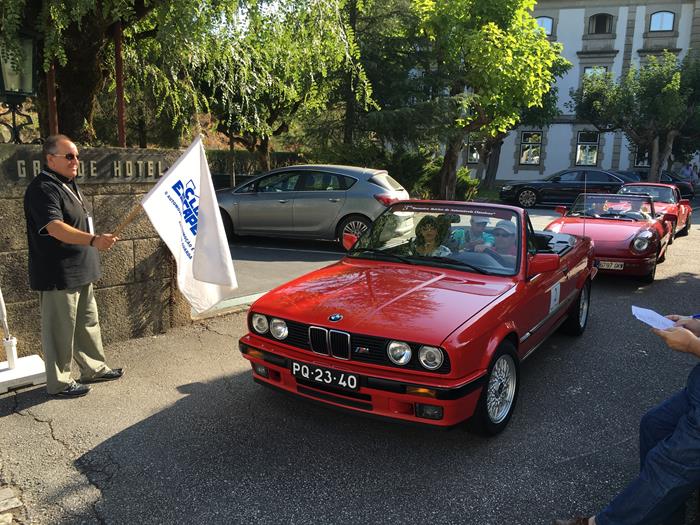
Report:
39,289,79,394
72,284,109,380
639,390,690,466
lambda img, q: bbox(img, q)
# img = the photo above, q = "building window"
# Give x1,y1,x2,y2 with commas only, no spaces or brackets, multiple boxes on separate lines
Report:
588,14,613,34
635,146,650,167
575,131,599,166
536,17,553,36
465,137,481,164
584,66,608,76
519,131,542,165
649,11,674,32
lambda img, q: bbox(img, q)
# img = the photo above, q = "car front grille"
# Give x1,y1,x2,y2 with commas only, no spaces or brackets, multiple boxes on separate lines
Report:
252,317,451,374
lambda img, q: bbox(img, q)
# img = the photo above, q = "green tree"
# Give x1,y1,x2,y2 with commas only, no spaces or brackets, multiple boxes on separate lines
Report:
1,0,239,142
412,0,567,199
570,52,700,181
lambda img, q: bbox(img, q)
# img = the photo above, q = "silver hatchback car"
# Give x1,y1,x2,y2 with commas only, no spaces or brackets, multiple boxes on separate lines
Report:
216,164,409,241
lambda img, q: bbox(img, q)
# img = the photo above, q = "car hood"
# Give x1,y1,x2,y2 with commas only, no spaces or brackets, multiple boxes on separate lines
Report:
546,217,647,241
253,260,515,345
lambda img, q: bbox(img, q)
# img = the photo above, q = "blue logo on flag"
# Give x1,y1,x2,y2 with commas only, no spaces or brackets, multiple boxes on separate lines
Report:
171,179,199,235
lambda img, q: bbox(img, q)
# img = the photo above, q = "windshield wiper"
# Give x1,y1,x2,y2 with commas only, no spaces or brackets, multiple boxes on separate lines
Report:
348,248,414,264
422,256,489,274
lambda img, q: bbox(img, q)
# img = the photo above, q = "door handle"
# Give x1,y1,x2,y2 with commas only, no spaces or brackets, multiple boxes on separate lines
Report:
278,199,288,203
328,198,340,202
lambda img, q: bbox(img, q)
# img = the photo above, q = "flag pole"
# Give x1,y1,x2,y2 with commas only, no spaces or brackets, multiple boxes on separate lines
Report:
112,204,143,237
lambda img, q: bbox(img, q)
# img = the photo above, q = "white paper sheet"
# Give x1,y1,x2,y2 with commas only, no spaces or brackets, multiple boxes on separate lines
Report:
631,306,675,330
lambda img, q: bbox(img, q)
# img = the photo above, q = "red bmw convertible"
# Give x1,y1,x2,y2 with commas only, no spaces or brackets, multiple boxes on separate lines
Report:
546,193,675,283
617,183,692,241
239,201,597,433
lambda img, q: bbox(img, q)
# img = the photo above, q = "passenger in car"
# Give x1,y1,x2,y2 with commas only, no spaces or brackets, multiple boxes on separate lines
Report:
462,216,495,252
413,216,452,257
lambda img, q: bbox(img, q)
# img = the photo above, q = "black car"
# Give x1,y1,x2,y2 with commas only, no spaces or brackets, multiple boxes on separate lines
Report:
499,168,636,208
615,169,695,200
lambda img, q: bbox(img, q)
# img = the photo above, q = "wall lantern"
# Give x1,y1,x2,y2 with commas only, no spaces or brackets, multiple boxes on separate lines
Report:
0,33,38,143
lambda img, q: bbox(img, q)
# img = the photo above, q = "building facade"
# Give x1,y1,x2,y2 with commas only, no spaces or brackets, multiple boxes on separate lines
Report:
466,0,700,181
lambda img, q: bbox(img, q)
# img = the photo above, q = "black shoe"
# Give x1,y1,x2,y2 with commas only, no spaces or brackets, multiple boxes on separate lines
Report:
80,368,124,383
51,382,90,398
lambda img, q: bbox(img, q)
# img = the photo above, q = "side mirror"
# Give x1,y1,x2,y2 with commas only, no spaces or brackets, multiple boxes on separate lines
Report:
663,212,678,223
554,205,567,216
679,199,691,206
342,232,358,251
527,253,560,278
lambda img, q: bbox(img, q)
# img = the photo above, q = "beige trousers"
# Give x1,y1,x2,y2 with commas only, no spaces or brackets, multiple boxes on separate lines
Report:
39,284,109,394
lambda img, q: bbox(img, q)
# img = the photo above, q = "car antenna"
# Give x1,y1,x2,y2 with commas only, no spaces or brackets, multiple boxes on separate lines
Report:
582,173,587,239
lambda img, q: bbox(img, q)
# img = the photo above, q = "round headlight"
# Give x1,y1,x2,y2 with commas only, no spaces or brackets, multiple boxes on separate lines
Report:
251,313,269,334
632,231,653,252
387,341,412,365
418,346,444,370
270,318,288,340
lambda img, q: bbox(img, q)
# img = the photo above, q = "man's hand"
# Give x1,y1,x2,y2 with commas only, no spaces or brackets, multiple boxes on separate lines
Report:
93,234,117,251
665,315,700,337
652,326,700,357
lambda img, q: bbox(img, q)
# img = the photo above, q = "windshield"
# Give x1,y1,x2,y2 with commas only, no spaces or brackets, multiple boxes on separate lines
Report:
347,203,521,275
619,185,674,203
569,194,656,220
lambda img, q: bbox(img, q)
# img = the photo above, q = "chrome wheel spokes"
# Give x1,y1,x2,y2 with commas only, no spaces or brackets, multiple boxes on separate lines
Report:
486,355,516,424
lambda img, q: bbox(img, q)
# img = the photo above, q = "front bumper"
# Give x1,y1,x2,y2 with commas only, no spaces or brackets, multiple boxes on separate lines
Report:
595,254,656,276
239,336,486,428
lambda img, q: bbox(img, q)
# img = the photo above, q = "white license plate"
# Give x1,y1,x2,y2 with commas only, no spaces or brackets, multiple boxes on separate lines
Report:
291,361,359,391
598,261,624,270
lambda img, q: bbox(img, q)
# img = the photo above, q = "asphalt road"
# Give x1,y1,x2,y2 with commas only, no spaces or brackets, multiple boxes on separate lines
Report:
1,206,699,524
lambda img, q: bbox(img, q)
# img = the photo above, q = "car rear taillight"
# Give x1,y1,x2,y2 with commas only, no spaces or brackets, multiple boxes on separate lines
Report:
374,194,398,207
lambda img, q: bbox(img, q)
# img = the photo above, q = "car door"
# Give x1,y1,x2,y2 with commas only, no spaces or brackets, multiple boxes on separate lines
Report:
584,171,622,195
513,216,574,357
544,170,585,203
292,171,348,237
235,171,301,234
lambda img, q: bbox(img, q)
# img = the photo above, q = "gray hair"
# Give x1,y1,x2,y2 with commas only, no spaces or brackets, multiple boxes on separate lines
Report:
42,134,73,161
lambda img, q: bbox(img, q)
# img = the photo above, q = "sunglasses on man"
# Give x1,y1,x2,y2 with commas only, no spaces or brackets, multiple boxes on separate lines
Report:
49,153,80,161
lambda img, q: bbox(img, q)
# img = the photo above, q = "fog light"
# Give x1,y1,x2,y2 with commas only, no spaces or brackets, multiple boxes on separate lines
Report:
415,403,443,420
253,363,269,378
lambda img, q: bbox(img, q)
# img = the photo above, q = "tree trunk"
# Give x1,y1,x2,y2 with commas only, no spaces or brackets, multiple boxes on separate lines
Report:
648,136,661,182
483,140,503,191
228,133,236,187
438,134,465,200
658,130,679,180
342,0,358,145
257,136,271,172
137,113,147,148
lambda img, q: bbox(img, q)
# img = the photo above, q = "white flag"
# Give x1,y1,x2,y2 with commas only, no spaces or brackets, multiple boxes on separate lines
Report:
141,136,238,313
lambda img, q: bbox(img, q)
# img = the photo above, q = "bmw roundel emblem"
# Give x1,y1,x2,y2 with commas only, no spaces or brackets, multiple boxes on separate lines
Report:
329,313,343,322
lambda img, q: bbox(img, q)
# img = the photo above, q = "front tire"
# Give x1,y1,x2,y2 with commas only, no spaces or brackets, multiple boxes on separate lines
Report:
678,212,691,236
641,256,657,284
219,208,235,241
472,341,519,436
516,188,538,208
561,280,591,336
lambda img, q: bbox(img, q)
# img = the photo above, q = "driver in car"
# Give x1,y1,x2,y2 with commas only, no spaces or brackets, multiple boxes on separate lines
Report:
490,220,518,256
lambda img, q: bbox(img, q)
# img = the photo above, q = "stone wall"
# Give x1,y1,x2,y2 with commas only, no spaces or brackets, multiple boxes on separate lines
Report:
0,144,192,360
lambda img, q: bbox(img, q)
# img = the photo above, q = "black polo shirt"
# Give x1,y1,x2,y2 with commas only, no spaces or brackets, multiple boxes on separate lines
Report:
23,168,101,291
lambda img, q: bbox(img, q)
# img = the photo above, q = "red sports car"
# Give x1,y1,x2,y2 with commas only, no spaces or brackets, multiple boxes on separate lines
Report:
617,182,692,241
239,201,597,433
546,193,675,283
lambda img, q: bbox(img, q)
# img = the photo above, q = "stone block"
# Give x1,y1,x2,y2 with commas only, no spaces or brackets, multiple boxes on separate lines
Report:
95,280,171,344
96,240,135,287
0,199,28,251
93,194,157,240
0,251,31,302
170,285,193,327
134,238,172,281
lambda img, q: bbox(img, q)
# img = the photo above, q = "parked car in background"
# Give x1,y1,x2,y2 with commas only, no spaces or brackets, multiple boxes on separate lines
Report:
239,200,597,433
618,183,692,240
546,193,674,283
615,170,695,200
216,165,409,242
499,168,636,208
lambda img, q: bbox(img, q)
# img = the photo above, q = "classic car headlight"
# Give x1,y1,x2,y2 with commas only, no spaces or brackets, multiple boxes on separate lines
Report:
501,185,513,191
387,341,412,365
632,231,654,252
418,346,444,370
269,318,288,340
251,313,269,334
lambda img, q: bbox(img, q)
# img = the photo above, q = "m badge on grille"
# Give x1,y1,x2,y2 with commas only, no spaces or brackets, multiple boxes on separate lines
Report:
329,313,343,322
354,346,370,354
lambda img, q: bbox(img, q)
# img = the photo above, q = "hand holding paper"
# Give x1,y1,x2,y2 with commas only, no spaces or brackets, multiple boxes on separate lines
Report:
632,306,675,330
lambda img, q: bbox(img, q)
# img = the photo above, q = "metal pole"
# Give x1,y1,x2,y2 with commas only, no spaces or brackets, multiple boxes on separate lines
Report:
47,62,58,135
